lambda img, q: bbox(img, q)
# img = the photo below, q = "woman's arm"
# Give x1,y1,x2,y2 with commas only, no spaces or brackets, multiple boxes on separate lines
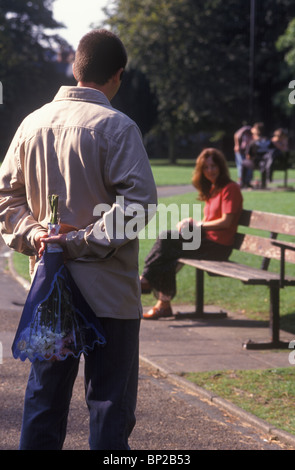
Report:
177,212,235,233
201,212,236,230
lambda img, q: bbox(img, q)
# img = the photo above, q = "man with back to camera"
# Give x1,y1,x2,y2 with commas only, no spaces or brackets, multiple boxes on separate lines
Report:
0,29,157,450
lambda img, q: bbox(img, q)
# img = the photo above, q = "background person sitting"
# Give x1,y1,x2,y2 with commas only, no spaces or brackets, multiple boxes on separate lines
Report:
140,148,243,320
261,128,289,184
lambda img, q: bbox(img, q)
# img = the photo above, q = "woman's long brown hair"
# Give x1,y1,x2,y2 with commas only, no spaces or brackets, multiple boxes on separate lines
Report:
192,148,231,201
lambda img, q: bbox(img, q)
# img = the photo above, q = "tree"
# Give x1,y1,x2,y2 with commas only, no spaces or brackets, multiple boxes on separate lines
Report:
104,0,295,161
250,0,295,131
112,68,157,136
104,0,251,160
0,0,73,157
277,17,295,72
275,18,295,119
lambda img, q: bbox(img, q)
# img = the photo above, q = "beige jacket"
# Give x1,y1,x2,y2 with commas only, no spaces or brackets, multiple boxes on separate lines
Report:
0,86,157,319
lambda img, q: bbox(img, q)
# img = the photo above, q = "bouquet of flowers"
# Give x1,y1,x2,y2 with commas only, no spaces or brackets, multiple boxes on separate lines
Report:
12,195,106,362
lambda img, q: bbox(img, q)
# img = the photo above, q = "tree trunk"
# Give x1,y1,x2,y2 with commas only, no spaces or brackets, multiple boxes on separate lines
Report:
168,130,176,164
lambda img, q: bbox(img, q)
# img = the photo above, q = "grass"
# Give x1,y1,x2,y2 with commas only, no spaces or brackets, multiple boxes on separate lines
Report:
150,159,295,188
12,250,31,282
148,160,196,186
10,162,295,437
185,368,295,436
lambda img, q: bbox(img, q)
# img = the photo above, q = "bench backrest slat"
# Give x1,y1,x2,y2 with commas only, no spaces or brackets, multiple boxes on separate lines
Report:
238,209,295,236
235,209,295,264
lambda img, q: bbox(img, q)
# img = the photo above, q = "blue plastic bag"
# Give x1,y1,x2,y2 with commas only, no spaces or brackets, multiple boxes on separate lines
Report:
12,250,106,362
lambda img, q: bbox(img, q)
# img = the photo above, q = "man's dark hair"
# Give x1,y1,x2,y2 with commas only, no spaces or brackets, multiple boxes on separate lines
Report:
74,29,127,85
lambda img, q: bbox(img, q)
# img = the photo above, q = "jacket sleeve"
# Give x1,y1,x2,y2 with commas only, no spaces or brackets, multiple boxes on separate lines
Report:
65,124,158,259
0,129,47,256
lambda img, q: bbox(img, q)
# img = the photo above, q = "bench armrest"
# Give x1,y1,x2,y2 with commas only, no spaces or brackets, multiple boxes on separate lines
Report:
272,240,295,287
272,240,295,252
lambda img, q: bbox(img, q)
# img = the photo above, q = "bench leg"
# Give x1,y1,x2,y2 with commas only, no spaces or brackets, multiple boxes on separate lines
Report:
196,269,227,319
270,284,280,345
243,283,289,349
175,269,227,319
196,268,204,316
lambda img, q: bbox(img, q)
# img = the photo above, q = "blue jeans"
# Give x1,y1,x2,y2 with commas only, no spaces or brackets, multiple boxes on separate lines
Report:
19,317,140,450
235,151,252,185
235,151,245,179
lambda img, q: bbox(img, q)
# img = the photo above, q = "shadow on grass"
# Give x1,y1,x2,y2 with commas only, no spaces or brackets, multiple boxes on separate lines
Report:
171,309,295,336
171,319,268,329
281,312,295,335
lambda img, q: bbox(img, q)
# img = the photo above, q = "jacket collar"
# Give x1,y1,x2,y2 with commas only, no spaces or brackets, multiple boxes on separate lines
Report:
54,86,111,107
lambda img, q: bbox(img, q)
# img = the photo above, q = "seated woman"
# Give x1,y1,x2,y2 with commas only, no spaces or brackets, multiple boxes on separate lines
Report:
263,128,289,184
141,147,243,320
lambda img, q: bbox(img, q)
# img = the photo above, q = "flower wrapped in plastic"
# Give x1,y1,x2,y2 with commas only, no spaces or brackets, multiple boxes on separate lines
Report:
12,195,106,362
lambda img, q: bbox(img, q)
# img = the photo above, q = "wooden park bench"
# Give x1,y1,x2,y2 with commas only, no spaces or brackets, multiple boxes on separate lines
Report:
272,151,291,188
256,150,292,189
178,209,295,349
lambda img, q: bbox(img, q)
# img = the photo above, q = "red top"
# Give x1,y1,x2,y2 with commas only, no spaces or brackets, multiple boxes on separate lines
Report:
204,181,243,246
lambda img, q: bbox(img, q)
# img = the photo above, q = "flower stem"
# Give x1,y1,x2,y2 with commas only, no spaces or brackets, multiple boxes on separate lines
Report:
49,194,59,224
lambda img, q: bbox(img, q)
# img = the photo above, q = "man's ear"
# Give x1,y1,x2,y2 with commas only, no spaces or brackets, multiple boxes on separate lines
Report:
72,63,77,81
115,67,124,83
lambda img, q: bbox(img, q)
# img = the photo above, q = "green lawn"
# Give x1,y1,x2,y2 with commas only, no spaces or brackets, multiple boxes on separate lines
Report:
149,159,295,188
185,367,295,436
